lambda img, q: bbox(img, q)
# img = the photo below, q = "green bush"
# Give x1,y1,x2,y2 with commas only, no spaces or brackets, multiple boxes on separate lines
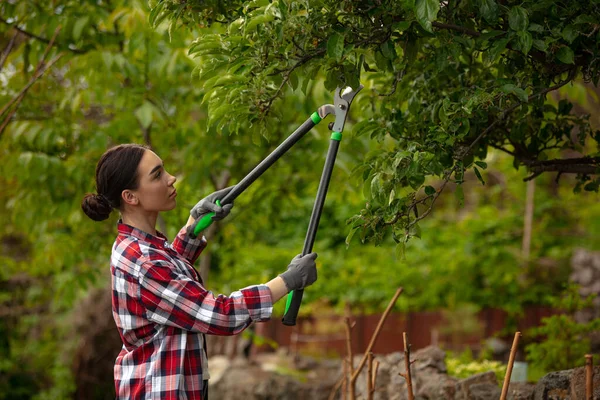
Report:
525,285,600,373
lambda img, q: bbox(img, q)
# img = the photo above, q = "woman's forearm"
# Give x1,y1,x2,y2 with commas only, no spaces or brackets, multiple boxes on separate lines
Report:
265,276,289,303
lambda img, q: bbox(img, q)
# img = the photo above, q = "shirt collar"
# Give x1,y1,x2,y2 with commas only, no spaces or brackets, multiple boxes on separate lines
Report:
117,220,168,248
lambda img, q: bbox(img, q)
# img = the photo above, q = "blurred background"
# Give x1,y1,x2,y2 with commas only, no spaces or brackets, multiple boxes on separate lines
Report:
1,1,599,399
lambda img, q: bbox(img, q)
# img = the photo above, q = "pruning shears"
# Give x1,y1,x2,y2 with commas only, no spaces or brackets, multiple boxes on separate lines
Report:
187,84,363,326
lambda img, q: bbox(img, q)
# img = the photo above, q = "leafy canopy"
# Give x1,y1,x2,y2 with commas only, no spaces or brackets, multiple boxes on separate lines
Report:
154,0,600,251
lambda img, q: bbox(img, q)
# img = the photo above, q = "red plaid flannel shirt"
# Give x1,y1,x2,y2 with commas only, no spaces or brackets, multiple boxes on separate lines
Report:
110,222,273,399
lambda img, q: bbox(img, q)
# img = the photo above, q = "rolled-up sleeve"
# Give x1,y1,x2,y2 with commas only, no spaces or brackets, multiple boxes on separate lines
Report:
139,261,273,336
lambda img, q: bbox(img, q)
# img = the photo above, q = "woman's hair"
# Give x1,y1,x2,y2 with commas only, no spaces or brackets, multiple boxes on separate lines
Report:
81,144,149,221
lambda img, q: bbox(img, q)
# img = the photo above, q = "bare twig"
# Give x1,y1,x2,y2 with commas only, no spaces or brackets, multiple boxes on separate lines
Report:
367,353,374,400
372,360,380,396
586,354,593,400
351,288,403,384
0,26,64,136
0,16,84,54
328,375,344,400
0,31,18,72
329,288,403,400
500,332,522,400
399,332,415,400
342,359,348,400
344,314,356,400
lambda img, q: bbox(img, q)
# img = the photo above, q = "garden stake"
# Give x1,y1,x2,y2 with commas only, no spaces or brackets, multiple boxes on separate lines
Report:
586,354,593,400
344,314,356,399
500,331,521,400
367,352,374,400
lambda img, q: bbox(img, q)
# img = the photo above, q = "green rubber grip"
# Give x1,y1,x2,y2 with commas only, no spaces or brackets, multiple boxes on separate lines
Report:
284,289,294,313
331,131,342,141
193,200,221,236
310,111,322,124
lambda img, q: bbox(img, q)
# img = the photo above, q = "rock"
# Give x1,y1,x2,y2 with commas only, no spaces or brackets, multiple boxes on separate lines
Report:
507,382,535,400
413,345,448,373
533,370,572,400
572,267,594,286
568,365,600,399
455,371,499,400
416,374,457,400
469,382,502,399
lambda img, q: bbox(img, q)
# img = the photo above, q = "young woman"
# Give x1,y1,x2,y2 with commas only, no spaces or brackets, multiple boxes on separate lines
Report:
81,144,318,400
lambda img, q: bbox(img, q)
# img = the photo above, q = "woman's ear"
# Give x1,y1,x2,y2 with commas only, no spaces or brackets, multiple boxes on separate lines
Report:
121,189,139,206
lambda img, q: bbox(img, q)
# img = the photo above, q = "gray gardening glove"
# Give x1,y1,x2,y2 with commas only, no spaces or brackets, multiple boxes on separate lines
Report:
190,186,234,221
279,253,318,292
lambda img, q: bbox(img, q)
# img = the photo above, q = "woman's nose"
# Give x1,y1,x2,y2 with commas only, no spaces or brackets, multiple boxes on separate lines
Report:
168,173,177,186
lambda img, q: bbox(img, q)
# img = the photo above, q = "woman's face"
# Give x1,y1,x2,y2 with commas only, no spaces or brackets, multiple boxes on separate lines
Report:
130,150,177,212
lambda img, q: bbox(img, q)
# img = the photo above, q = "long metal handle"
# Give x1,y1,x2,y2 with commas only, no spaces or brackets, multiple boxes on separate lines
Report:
282,134,341,326
188,113,322,238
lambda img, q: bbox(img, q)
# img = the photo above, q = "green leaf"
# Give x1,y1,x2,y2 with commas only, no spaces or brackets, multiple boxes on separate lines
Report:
486,38,510,64
134,102,154,129
409,223,421,239
474,167,485,185
517,30,533,55
288,72,298,91
561,25,579,44
345,226,360,247
395,242,406,261
424,185,436,196
501,84,528,102
528,23,544,33
245,14,274,33
480,0,499,23
508,6,528,31
556,46,574,64
72,16,89,41
415,0,440,33
380,40,397,60
149,2,167,27
454,185,464,207
584,181,599,192
327,33,345,61
475,161,487,169
395,20,412,32
533,39,548,52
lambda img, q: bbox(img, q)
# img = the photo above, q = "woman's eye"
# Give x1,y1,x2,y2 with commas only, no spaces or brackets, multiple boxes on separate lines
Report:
156,171,161,179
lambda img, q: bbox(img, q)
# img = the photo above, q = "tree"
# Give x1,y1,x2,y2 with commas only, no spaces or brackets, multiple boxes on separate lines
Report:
153,0,600,251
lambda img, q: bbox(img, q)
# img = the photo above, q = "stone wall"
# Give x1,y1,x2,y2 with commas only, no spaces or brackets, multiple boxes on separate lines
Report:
208,346,600,400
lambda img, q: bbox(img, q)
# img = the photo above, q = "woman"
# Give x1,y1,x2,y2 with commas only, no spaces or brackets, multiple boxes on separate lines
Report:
81,144,317,400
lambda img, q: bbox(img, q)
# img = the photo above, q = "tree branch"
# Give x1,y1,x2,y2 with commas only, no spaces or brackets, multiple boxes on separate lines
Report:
0,27,64,136
0,16,85,54
523,157,600,179
383,67,578,229
0,31,18,72
432,21,481,37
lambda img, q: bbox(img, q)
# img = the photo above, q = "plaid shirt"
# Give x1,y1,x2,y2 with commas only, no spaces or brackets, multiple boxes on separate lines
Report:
111,222,273,399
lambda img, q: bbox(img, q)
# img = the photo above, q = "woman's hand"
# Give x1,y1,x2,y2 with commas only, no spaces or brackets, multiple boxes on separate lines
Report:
190,186,234,221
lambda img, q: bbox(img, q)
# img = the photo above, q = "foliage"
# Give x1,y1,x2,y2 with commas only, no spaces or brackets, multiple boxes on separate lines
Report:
1,0,599,397
446,348,505,382
153,0,600,251
525,284,600,373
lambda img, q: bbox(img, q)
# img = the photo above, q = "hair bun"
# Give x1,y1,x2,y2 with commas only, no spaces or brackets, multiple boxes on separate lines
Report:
81,193,113,221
